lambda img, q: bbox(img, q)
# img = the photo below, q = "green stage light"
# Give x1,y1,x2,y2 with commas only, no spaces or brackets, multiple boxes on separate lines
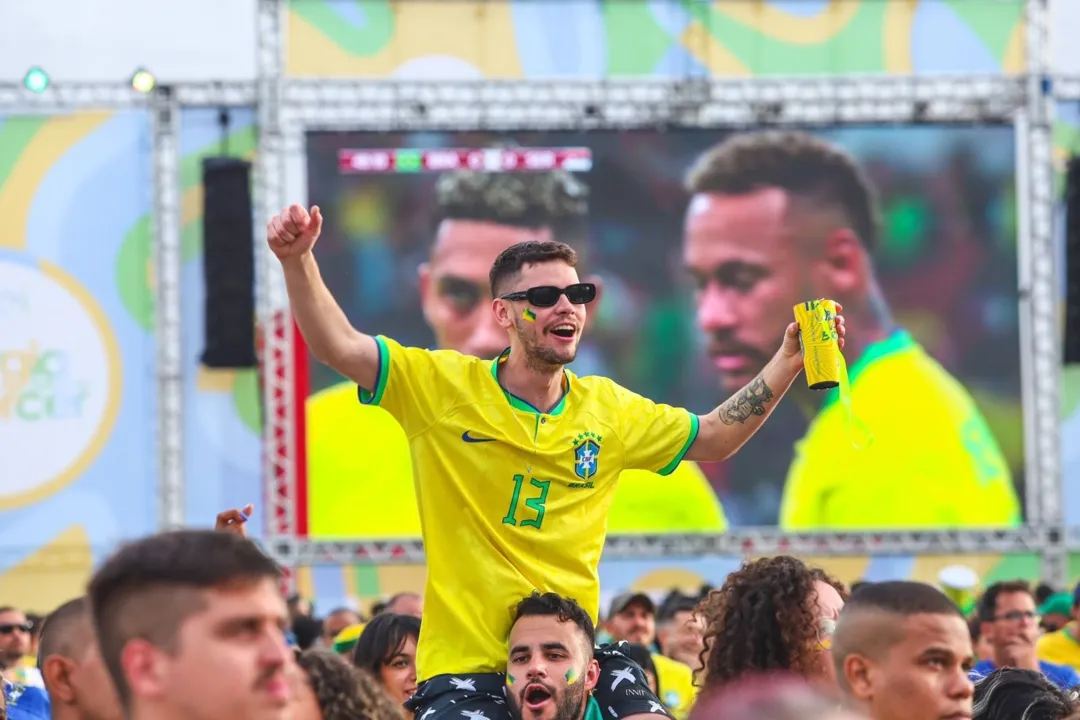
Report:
23,67,50,93
130,68,156,93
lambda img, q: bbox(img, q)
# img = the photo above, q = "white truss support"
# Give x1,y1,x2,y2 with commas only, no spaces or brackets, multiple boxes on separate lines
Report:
280,76,1027,134
1056,76,1080,99
1023,0,1067,585
0,81,255,112
265,529,1046,568
255,0,299,596
152,88,185,531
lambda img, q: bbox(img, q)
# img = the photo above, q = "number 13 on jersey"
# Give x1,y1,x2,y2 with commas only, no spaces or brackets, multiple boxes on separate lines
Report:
502,474,550,529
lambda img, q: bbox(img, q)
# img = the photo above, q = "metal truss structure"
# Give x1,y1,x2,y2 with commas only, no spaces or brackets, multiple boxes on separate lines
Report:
7,0,1080,586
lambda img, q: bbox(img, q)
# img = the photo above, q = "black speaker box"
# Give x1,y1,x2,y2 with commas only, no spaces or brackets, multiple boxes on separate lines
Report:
201,157,258,368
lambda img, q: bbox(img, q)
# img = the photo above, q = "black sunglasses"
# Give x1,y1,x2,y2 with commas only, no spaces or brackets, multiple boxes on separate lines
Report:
499,283,596,308
0,622,31,635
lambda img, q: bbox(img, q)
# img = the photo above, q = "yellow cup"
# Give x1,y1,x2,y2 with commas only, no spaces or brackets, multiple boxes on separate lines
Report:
793,299,842,391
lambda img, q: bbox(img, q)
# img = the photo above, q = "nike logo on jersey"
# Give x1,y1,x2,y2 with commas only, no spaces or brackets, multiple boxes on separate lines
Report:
461,431,496,443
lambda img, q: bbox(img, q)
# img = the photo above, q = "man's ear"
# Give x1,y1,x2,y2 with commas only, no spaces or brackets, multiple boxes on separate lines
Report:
121,638,168,701
42,655,78,703
584,658,601,693
491,298,514,330
842,653,874,701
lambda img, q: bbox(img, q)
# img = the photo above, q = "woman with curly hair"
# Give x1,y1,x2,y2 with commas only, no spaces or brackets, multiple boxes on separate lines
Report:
292,648,403,720
697,555,847,689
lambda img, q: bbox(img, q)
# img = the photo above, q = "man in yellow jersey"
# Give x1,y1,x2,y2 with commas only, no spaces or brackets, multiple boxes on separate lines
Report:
1036,585,1080,671
307,168,726,538
681,131,1021,530
268,202,842,719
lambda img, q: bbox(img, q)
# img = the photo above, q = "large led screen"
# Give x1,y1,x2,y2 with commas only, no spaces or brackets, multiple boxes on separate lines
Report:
303,127,1023,539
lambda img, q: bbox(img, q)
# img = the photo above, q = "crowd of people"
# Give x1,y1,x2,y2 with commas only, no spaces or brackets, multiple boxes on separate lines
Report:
9,528,1080,720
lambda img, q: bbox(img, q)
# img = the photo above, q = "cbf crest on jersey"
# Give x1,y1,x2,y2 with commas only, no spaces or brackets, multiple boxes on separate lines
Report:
570,431,602,482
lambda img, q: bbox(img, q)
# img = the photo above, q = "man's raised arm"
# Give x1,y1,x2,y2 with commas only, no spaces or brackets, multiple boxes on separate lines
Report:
684,314,846,463
268,204,379,390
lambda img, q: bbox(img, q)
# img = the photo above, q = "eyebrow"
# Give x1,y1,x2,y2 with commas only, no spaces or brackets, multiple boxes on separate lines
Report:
509,641,571,655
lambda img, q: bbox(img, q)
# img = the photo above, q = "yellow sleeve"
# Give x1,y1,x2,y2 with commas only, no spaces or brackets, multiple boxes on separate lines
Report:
609,383,699,476
651,654,698,719
360,335,462,436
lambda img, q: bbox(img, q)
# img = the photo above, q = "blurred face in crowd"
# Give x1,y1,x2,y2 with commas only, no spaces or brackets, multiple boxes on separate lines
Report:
507,615,599,720
842,613,974,720
607,600,655,647
0,608,31,667
981,590,1039,662
812,581,846,687
420,220,553,359
42,619,123,720
494,260,588,370
322,609,361,648
379,632,418,706
659,610,705,669
387,593,423,619
122,579,292,720
683,189,863,393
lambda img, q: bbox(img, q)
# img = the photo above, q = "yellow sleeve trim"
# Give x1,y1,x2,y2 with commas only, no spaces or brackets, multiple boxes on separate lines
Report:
657,412,699,476
358,336,390,406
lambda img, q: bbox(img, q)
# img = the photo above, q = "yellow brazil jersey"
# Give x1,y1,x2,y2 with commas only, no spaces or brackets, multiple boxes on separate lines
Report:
1038,626,1080,671
361,336,700,680
780,330,1021,530
651,653,697,719
306,388,726,539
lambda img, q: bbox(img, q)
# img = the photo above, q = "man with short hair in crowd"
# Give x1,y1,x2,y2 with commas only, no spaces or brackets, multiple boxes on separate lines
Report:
656,597,704,673
322,607,363,650
604,593,696,718
832,580,974,720
974,580,1080,690
1037,583,1080,671
37,597,121,720
508,592,668,720
0,608,40,688
88,529,294,720
385,592,423,619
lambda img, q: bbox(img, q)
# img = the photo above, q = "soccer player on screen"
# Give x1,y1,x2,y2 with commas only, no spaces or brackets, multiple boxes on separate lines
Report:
268,203,841,720
681,131,1021,529
307,168,726,538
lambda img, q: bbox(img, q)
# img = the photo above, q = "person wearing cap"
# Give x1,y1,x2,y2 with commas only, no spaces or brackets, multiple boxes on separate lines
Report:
604,593,697,719
1037,586,1080,671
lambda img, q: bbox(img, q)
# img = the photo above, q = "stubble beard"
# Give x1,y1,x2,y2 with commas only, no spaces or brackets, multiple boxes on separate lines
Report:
508,678,590,720
514,317,577,372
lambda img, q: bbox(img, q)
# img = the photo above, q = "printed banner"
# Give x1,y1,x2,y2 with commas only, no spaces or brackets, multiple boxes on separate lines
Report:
285,0,1026,79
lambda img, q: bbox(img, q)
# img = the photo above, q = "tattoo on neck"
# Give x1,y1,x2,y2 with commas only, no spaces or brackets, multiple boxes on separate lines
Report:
717,376,775,425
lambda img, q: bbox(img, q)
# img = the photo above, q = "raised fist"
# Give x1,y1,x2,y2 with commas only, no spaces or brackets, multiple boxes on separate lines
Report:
267,204,323,260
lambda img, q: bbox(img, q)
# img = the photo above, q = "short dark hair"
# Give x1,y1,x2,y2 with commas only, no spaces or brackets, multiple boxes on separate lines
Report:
977,581,1032,623
658,597,699,626
489,241,579,297
511,592,596,654
38,597,90,670
832,581,964,678
684,131,881,252
296,649,402,720
972,667,1075,720
435,163,588,231
352,613,421,677
88,530,282,707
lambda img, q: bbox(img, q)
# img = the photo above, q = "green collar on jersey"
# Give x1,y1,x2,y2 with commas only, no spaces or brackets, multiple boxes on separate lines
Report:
491,347,570,416
583,696,603,720
819,329,914,413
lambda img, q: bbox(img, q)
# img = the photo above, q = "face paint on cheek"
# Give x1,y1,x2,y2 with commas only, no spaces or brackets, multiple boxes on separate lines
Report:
507,675,515,686
565,668,578,684
522,309,536,323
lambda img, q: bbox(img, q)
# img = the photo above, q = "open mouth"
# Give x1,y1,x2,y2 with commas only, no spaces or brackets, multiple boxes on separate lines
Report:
523,683,553,710
549,324,576,340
